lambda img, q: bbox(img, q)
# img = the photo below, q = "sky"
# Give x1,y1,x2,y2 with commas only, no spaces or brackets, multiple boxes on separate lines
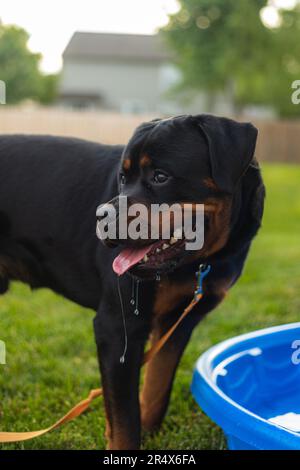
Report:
0,0,298,74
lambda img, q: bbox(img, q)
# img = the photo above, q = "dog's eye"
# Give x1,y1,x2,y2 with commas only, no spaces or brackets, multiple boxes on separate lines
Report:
153,170,169,184
119,173,126,186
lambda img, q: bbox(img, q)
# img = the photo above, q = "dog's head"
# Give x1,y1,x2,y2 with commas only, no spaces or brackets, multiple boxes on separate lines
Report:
97,114,259,279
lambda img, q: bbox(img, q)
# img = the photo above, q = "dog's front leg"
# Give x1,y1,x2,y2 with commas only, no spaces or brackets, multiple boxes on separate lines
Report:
141,293,224,432
93,295,150,450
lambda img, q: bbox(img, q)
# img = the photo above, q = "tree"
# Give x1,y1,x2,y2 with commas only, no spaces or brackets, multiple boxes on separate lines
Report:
162,0,300,117
0,23,58,104
38,73,60,105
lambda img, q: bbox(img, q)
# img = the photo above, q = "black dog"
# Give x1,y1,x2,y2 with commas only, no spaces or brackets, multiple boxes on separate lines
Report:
0,115,265,449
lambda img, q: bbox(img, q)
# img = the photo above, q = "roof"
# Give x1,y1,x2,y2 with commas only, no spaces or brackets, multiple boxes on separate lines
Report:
62,32,172,62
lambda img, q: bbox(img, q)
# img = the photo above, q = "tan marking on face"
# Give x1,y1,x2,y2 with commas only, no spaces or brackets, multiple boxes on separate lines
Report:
141,200,221,244
194,196,232,258
152,197,232,271
123,159,131,171
140,154,151,167
178,202,217,214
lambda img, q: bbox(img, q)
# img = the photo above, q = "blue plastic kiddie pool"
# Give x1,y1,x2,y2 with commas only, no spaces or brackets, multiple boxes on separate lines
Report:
191,322,300,450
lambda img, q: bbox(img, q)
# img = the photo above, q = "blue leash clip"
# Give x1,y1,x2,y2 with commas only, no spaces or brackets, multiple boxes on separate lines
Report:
194,264,211,299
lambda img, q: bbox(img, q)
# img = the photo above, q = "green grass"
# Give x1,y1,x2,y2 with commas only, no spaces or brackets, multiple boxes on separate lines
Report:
0,163,300,450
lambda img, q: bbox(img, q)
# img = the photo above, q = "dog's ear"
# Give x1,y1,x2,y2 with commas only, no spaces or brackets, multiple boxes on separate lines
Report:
194,114,258,193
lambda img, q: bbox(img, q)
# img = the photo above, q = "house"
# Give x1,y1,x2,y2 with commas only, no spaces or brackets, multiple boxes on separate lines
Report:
60,31,273,118
59,32,181,114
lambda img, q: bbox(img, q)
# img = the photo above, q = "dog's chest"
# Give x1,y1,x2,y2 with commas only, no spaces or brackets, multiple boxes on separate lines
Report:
153,278,194,317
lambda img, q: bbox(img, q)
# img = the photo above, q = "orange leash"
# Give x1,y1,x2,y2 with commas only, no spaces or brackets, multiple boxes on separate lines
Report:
0,265,210,443
0,389,103,443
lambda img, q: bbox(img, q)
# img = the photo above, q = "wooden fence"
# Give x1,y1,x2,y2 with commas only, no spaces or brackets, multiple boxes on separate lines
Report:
0,107,299,163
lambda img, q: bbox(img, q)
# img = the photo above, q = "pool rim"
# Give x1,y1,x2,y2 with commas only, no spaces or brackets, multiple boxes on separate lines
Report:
191,322,300,450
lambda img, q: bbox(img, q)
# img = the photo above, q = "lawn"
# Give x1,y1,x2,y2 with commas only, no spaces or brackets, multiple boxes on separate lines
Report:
0,163,299,450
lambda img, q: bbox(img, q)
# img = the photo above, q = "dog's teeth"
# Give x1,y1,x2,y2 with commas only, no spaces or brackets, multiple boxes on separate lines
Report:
173,228,182,239
170,237,177,245
156,248,161,253
143,255,149,262
162,243,169,250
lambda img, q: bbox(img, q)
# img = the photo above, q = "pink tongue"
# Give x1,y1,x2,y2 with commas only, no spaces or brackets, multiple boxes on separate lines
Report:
113,245,153,275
